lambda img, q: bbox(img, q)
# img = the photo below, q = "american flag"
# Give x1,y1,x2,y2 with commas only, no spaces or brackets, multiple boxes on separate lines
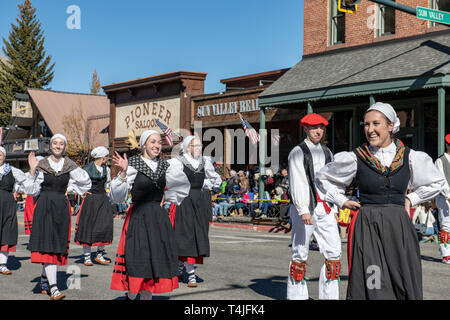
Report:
271,133,280,146
239,114,260,145
155,119,174,147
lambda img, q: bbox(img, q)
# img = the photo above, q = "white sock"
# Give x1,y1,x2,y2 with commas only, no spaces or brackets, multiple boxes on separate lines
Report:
97,246,105,258
0,251,8,265
44,264,57,286
127,292,137,300
185,262,195,274
140,290,153,300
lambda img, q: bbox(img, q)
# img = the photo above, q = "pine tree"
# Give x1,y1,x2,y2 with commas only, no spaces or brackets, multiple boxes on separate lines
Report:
0,0,55,126
90,69,101,95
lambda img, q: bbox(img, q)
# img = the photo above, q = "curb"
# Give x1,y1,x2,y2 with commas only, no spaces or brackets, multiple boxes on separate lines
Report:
211,222,276,232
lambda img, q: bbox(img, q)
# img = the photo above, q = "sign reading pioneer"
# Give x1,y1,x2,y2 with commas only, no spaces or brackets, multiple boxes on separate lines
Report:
115,97,181,138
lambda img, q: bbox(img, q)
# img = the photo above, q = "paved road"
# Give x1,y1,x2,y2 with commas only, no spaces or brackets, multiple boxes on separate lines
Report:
0,210,448,300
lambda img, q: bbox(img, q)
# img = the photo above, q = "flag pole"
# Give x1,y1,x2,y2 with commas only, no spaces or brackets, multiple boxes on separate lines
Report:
259,107,266,209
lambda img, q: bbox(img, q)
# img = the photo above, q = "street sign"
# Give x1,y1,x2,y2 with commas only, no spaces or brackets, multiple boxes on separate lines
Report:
416,6,450,25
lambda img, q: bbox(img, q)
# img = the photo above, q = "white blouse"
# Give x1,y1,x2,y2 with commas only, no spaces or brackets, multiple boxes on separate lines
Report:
0,164,37,194
434,153,450,199
288,139,333,215
164,155,222,205
109,156,190,206
315,142,445,209
25,157,92,196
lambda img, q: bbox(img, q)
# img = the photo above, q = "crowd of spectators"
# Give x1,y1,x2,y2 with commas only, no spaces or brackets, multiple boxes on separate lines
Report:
211,166,290,223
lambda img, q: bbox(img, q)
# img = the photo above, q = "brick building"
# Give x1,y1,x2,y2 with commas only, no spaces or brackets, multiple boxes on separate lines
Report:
260,0,450,159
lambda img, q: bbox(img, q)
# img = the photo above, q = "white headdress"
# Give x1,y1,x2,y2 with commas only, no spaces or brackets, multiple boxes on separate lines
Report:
139,130,160,149
367,102,401,134
90,146,109,159
50,134,67,144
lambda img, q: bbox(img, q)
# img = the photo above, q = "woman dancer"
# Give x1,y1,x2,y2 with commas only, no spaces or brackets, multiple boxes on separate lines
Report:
23,156,44,236
110,130,188,300
74,146,113,266
0,147,36,275
316,102,445,300
166,135,221,287
27,134,91,300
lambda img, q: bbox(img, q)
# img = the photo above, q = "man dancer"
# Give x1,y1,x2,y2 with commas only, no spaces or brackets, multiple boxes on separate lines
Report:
434,134,450,264
287,113,341,300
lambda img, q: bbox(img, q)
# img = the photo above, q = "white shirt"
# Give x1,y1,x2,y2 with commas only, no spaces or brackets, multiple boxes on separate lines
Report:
288,139,333,216
434,153,450,199
25,157,92,196
0,163,33,194
164,155,222,205
109,156,190,205
315,142,445,209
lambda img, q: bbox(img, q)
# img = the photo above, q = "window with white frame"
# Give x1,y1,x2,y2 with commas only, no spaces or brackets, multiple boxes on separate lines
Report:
431,0,450,26
376,1,396,36
330,0,345,45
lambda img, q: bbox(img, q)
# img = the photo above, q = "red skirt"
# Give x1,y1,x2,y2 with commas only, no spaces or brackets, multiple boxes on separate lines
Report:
23,196,36,235
110,205,179,294
30,252,68,265
179,256,203,265
0,245,16,252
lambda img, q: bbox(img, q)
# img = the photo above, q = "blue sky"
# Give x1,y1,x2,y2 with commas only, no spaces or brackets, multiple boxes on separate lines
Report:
0,0,303,95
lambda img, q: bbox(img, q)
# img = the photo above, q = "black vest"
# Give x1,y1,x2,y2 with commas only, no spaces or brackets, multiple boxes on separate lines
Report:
41,172,71,194
355,147,410,206
0,171,15,193
131,172,166,203
298,140,332,212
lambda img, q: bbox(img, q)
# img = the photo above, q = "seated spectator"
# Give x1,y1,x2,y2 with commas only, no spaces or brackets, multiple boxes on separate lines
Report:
412,201,437,243
234,187,248,217
260,190,276,218
214,193,235,217
243,188,257,217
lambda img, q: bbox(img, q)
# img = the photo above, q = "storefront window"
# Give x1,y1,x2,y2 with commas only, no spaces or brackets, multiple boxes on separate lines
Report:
424,102,438,159
321,110,353,153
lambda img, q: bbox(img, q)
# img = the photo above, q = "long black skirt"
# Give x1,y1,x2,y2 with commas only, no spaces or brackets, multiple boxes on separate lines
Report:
28,191,71,255
0,190,18,249
347,204,422,300
74,192,113,246
124,201,178,279
174,188,212,259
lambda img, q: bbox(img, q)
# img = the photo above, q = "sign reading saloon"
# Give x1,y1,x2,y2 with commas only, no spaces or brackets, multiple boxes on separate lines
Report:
115,97,181,138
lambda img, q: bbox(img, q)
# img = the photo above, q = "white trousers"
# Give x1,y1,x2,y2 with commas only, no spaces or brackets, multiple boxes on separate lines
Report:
434,195,450,258
287,204,341,300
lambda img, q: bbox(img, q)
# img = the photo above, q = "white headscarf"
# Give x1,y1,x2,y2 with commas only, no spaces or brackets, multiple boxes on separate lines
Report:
139,130,160,149
0,147,6,157
367,102,401,134
90,146,109,159
50,134,67,144
182,136,196,155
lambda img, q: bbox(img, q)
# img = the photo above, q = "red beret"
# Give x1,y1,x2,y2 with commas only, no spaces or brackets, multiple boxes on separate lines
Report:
445,134,450,144
300,113,329,127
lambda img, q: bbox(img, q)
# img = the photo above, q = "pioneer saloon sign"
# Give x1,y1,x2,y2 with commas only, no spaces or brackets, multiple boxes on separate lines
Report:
115,97,181,138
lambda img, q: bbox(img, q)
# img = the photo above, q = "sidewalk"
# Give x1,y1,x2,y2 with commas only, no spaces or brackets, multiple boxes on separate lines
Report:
211,215,285,232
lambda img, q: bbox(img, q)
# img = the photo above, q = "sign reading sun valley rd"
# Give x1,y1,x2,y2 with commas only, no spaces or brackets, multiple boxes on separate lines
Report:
416,6,450,25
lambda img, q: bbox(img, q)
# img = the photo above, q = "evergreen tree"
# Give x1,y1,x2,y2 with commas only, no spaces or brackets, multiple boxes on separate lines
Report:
90,69,101,95
0,0,55,126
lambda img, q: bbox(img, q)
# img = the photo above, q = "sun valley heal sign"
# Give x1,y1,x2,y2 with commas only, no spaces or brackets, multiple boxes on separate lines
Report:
115,97,181,138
